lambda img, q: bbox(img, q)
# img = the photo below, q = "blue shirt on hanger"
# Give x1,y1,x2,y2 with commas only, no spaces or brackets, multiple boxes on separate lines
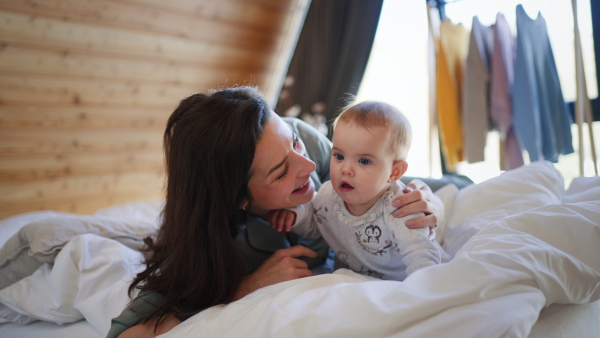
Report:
512,4,574,163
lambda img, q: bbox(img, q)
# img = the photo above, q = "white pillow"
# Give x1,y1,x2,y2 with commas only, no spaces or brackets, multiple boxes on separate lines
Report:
94,199,163,223
0,211,73,248
0,214,157,290
0,233,143,330
432,183,459,246
443,161,564,256
564,176,600,203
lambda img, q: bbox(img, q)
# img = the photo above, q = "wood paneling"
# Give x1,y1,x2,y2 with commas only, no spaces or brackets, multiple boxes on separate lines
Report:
0,0,309,219
0,0,280,48
0,106,168,129
1,151,164,181
0,128,163,154
0,12,269,68
0,44,266,85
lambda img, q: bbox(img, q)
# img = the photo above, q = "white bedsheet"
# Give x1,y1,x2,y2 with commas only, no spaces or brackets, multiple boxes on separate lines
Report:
0,162,599,337
162,201,600,338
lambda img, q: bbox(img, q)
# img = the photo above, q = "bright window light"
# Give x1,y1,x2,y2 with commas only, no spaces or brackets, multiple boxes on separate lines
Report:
357,0,598,186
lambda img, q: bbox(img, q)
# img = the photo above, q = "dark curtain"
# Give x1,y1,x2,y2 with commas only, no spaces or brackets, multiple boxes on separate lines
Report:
275,0,384,138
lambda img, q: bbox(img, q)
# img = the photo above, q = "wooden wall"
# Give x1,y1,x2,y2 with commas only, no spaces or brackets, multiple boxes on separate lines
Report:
0,0,310,219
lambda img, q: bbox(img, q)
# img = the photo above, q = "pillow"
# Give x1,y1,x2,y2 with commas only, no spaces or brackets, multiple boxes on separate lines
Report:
0,233,143,330
564,176,600,203
443,160,564,256
93,199,163,223
0,214,157,290
0,211,73,248
401,174,472,192
432,183,459,246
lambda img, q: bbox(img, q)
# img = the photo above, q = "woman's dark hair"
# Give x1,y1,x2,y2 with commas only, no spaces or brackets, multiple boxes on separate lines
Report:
128,86,270,327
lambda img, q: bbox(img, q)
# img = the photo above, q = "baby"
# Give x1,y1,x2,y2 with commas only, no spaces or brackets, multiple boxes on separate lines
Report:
269,101,446,280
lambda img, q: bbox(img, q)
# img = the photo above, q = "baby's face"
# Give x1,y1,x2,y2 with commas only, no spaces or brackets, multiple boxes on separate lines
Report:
330,121,397,215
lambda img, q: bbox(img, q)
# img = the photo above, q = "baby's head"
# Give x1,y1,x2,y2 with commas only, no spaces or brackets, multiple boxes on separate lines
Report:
330,101,413,216
333,100,412,161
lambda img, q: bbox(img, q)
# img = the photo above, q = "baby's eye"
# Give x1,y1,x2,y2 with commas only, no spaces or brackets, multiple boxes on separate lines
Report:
358,158,371,165
334,153,344,161
293,133,300,148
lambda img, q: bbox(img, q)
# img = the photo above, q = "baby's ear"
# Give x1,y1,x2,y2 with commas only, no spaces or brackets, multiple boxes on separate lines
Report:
388,160,408,183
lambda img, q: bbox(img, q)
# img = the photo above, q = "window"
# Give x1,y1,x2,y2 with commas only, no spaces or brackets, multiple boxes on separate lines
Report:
356,0,598,186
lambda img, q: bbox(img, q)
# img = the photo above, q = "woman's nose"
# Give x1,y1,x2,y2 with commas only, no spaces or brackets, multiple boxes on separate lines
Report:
297,153,316,175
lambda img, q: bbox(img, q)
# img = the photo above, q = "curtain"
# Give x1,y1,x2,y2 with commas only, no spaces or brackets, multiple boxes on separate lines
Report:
275,0,384,138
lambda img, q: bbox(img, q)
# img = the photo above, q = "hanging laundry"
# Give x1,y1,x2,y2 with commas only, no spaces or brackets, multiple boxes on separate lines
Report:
512,4,574,163
490,12,524,170
436,19,469,171
462,16,494,164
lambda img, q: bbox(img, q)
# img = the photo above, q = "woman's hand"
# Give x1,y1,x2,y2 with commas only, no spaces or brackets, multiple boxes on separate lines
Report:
234,245,317,300
391,179,443,230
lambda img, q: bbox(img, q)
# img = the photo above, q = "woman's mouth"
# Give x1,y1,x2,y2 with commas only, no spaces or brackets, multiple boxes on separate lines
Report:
292,180,311,194
339,181,354,192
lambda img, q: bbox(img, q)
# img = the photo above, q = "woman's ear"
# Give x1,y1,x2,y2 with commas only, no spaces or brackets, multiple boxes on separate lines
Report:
388,160,408,183
240,200,248,211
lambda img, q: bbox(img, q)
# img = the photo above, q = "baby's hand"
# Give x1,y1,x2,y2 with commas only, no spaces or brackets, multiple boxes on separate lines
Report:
267,209,297,232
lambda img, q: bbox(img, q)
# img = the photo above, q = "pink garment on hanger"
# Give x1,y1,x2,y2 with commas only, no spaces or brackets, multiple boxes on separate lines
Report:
490,12,524,170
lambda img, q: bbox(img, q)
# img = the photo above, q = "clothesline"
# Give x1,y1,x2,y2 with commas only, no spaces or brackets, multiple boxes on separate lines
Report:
426,0,598,176
427,0,464,21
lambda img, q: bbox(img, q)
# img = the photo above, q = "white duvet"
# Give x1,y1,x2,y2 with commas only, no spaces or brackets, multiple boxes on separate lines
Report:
0,161,599,338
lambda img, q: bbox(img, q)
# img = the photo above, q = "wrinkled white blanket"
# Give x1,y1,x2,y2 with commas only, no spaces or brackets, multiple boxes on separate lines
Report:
0,162,599,337
163,201,600,338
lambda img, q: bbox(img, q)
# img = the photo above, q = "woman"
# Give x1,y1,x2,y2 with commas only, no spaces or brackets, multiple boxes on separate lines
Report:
109,87,443,337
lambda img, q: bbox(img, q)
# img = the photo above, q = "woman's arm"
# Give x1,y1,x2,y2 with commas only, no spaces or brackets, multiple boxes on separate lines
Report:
234,245,318,300
390,179,444,229
118,315,181,338
117,246,316,337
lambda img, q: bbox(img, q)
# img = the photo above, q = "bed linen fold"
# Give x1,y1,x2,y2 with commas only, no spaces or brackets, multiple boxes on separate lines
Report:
0,164,599,337
159,201,600,338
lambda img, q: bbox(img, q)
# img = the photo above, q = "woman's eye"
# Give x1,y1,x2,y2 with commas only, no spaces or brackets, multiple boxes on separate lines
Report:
334,153,344,161
276,171,287,180
275,163,289,181
358,158,371,165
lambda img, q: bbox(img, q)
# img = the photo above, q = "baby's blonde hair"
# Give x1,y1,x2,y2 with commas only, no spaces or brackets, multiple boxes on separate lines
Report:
333,101,412,160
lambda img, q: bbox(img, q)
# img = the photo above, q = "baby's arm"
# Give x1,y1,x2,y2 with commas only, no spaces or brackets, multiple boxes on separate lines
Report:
267,197,323,238
388,212,442,276
267,199,315,232
267,209,297,232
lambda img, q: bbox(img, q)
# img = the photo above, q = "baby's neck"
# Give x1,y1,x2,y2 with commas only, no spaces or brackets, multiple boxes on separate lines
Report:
344,202,374,216
343,185,391,216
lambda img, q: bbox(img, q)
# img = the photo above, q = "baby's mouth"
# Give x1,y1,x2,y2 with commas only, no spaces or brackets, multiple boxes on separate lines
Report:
340,181,354,192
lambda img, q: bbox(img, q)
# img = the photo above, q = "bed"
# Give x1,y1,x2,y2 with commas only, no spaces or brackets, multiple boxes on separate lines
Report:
0,160,599,337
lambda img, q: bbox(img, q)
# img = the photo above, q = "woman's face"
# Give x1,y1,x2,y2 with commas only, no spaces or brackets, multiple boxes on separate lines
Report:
248,112,316,216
